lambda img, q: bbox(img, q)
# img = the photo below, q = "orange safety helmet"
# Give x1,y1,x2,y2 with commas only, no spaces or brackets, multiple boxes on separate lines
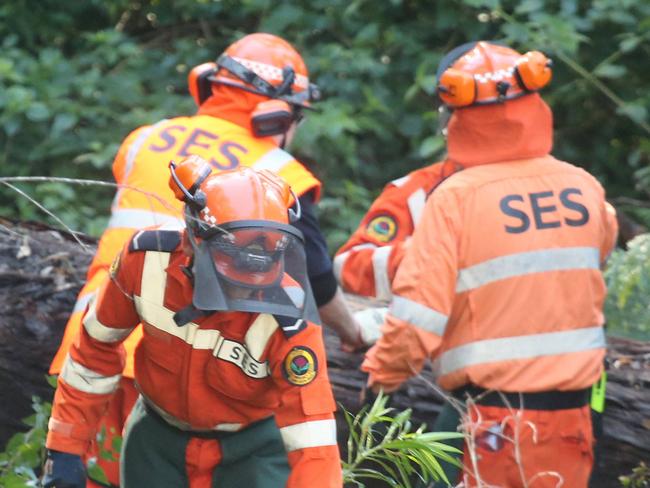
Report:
169,156,304,288
436,41,552,109
187,33,321,110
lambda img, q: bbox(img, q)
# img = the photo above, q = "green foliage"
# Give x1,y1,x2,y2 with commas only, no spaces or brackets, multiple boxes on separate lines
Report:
605,233,650,340
0,396,50,487
1,0,648,246
342,391,463,487
620,462,650,488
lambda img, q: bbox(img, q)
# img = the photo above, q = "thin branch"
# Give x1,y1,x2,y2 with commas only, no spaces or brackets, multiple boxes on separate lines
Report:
0,181,92,254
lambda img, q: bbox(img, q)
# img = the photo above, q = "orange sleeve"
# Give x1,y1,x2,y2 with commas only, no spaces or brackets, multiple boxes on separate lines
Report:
601,201,618,264
362,187,463,390
334,183,415,298
270,324,342,488
46,245,142,455
334,164,448,299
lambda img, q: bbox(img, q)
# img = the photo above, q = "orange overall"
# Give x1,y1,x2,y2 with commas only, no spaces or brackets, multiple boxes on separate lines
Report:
363,94,618,487
49,91,321,486
46,230,342,488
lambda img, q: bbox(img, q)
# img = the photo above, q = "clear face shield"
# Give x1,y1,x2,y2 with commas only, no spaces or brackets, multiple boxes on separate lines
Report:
188,219,319,324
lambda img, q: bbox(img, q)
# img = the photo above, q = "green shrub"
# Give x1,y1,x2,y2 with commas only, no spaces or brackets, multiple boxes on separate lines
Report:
605,233,650,340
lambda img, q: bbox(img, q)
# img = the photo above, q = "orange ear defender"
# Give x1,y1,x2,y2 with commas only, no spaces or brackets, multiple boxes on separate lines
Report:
168,155,212,207
515,51,552,91
251,99,294,137
436,42,553,109
188,62,217,106
437,68,477,108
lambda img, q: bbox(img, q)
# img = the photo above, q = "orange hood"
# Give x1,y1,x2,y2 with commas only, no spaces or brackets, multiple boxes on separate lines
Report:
197,84,269,135
446,93,553,168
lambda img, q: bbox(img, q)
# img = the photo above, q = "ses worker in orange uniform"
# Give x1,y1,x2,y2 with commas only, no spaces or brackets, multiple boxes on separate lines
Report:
334,161,456,300
362,42,618,488
48,33,361,487
43,160,342,488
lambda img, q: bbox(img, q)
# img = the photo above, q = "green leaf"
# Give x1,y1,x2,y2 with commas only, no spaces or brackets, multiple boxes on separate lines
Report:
26,103,50,122
594,63,627,79
419,136,445,158
86,457,109,484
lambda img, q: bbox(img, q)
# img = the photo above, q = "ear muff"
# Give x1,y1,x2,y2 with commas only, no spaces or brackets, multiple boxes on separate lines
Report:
251,100,294,137
514,51,552,92
188,62,217,107
437,68,477,108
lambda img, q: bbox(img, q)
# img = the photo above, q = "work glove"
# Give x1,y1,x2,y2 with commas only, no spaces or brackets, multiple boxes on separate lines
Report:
354,306,388,346
41,449,86,488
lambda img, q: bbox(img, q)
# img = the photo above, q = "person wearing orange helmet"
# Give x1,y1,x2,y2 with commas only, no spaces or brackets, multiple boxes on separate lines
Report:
43,158,342,488
48,33,362,487
361,41,618,487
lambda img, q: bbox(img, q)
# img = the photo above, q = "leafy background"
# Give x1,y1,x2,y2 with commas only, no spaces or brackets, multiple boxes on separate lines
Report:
1,0,649,338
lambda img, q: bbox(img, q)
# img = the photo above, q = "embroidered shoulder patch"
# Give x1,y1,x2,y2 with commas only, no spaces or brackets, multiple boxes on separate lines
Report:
283,346,318,386
366,214,398,243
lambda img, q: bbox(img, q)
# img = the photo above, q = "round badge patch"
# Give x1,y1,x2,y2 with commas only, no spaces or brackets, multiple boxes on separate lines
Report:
366,214,398,243
283,346,318,386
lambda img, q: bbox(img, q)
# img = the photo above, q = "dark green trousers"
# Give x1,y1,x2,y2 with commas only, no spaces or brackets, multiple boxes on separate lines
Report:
430,402,464,488
120,398,290,488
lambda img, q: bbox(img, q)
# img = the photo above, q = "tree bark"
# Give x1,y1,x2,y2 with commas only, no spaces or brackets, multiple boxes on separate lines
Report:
0,221,648,487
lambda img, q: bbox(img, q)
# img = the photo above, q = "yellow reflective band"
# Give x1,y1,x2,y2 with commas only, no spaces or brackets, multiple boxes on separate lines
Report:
590,371,607,413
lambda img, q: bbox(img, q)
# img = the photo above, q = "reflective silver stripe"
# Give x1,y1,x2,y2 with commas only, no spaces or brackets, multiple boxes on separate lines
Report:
83,299,134,343
333,243,377,284
372,246,393,300
391,174,410,188
433,326,606,377
107,209,184,230
60,355,121,395
124,120,168,177
138,394,243,432
280,419,337,452
456,247,601,293
111,121,167,208
390,295,448,335
407,188,426,225
135,252,273,377
252,147,294,173
72,292,94,314
244,314,279,360
140,251,170,305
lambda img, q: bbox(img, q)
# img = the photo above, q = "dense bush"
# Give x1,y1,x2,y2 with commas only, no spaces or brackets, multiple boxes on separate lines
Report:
1,0,649,250
605,233,650,339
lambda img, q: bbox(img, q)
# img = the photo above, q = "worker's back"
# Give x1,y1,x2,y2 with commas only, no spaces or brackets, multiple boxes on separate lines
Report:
393,154,615,392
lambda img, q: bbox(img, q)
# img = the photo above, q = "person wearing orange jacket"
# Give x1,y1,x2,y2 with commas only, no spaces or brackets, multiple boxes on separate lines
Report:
43,159,342,488
362,41,618,488
334,162,458,302
48,33,362,487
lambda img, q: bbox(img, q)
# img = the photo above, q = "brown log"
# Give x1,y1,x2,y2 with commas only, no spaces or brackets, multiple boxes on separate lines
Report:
0,221,648,488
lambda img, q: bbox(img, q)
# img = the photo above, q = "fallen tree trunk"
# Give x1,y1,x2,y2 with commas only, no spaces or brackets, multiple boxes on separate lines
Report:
0,221,648,487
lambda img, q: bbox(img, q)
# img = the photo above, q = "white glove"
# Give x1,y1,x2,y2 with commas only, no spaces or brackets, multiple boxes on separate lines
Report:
354,307,388,346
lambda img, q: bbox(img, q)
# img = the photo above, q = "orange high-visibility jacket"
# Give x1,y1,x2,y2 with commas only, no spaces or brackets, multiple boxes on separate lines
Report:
363,155,618,392
334,163,448,300
46,230,341,487
49,115,321,378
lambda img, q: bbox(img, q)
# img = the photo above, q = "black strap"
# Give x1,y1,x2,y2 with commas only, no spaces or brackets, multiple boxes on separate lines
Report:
453,385,590,411
173,304,213,326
